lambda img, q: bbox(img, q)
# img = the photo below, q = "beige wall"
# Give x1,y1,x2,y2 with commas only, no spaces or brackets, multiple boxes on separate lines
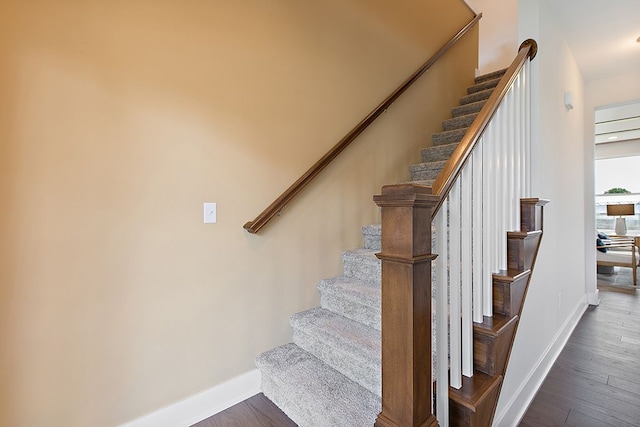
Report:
468,0,519,75
0,1,477,425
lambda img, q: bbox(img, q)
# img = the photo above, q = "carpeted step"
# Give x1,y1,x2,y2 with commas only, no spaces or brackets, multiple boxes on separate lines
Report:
290,308,381,396
410,178,436,187
257,343,381,427
452,99,487,117
341,249,380,285
409,160,447,182
475,68,507,84
433,128,467,146
361,224,381,251
318,276,381,330
443,112,478,131
421,143,458,163
467,76,502,95
460,87,494,106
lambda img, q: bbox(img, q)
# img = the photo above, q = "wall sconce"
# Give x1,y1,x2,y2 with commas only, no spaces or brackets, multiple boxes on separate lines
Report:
607,203,635,235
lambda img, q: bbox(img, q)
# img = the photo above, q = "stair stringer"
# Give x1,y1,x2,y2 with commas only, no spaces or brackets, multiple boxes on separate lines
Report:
447,199,548,427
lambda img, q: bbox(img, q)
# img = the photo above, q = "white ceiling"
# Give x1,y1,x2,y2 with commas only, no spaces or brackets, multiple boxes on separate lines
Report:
551,0,640,82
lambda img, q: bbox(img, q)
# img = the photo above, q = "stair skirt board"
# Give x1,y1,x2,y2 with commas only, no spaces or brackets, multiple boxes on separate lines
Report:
255,69,542,427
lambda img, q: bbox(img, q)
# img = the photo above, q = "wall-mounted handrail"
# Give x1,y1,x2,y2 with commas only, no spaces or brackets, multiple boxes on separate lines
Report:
429,39,538,217
243,13,482,234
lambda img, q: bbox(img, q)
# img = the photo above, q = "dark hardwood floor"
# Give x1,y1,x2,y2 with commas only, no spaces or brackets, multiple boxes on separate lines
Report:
191,393,297,427
194,268,640,427
519,268,640,426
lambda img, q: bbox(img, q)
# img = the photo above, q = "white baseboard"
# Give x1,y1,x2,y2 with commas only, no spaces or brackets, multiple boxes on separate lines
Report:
493,297,587,427
587,289,600,306
119,369,261,427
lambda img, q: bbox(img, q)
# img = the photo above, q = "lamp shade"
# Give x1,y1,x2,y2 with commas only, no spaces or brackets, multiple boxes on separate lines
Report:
606,204,635,216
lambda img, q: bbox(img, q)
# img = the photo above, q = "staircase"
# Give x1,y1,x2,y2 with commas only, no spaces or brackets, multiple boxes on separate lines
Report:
256,70,543,426
409,68,506,186
256,225,383,426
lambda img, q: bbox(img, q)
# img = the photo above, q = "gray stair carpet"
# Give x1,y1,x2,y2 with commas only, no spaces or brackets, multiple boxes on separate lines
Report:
318,276,381,330
255,70,506,426
291,307,381,396
256,224,382,426
256,343,380,427
409,70,505,186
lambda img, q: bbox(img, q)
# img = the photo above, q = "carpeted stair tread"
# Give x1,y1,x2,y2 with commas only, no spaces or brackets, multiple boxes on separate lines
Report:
475,68,507,84
341,249,381,285
432,127,467,146
257,343,381,427
409,179,436,187
452,99,487,117
291,307,381,396
467,76,502,95
443,113,478,131
421,143,458,163
318,276,381,330
460,87,494,106
361,224,381,251
409,160,447,181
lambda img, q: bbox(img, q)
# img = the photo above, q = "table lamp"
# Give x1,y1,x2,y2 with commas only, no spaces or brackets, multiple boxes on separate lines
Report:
606,203,635,235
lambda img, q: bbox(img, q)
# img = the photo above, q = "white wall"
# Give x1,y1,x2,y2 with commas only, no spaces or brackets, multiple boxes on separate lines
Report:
494,1,590,424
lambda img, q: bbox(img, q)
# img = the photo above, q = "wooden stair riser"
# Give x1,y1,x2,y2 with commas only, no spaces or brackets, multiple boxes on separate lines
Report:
447,198,548,427
492,271,531,316
473,315,518,376
507,231,542,272
448,373,503,427
521,198,546,232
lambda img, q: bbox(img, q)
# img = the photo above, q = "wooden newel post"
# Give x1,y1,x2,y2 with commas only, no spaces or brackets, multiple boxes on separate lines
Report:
373,184,440,427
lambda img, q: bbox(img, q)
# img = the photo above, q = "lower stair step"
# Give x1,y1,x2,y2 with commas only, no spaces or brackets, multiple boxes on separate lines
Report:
449,371,503,427
493,269,531,316
473,314,519,376
341,249,381,285
452,99,486,117
459,87,493,105
318,276,381,330
362,224,382,251
443,113,478,131
291,307,381,396
257,343,381,427
433,128,467,146
421,143,458,163
409,160,447,181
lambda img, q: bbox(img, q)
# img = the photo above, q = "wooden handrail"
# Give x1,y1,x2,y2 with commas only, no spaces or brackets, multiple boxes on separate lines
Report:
429,38,538,216
243,13,482,234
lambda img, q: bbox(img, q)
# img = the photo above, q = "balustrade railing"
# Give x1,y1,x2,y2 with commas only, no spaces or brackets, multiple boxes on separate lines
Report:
433,56,532,427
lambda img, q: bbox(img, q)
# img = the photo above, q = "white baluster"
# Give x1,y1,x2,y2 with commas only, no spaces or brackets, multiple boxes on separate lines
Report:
435,201,450,425
461,164,473,377
472,145,484,324
449,183,462,389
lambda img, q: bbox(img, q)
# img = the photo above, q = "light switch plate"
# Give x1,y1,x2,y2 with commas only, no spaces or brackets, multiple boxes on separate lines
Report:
204,203,217,224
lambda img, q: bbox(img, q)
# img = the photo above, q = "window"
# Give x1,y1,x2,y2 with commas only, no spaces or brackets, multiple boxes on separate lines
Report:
595,156,640,233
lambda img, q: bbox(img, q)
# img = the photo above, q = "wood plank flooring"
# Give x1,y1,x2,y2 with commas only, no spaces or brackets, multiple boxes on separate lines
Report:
519,269,640,426
194,269,640,427
191,393,297,427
